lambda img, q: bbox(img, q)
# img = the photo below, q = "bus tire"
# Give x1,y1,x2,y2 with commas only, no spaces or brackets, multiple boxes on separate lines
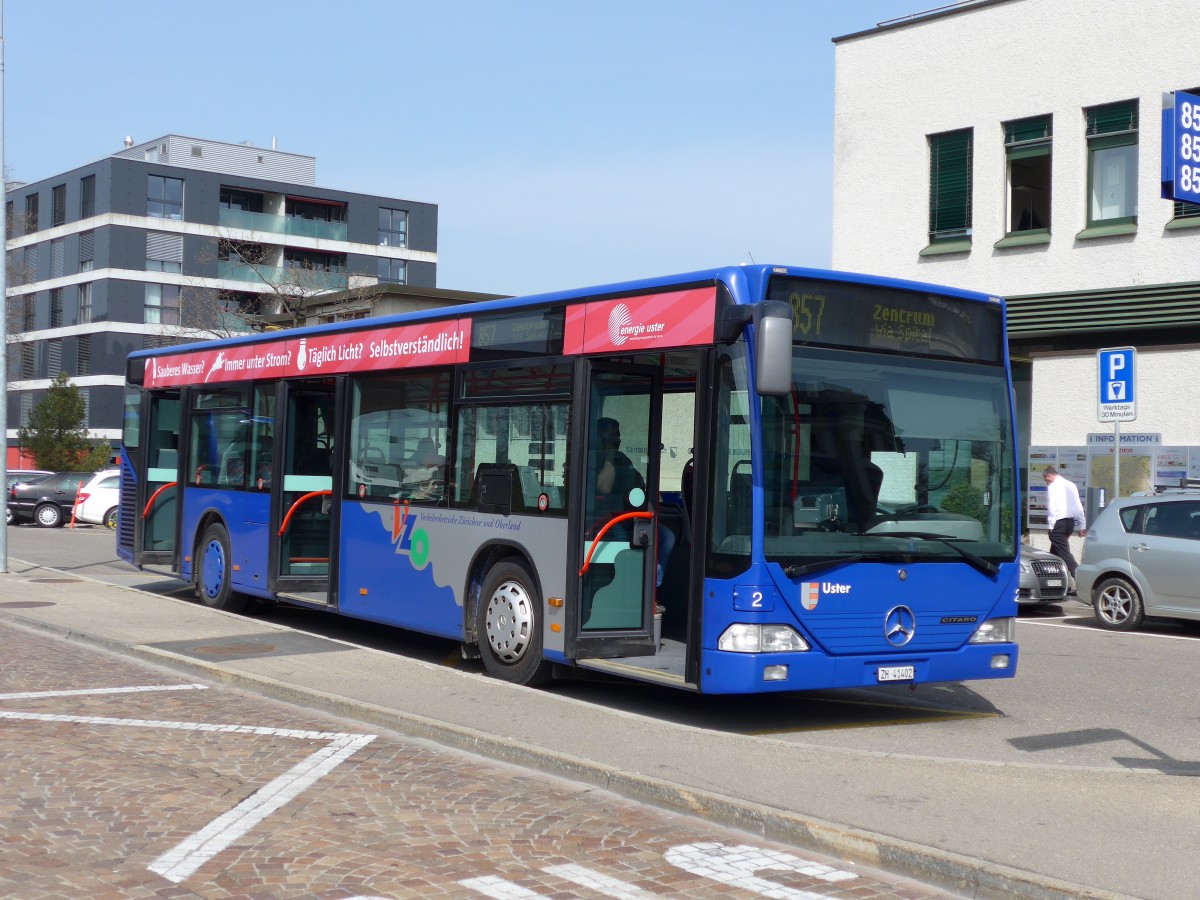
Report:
196,522,248,614
477,560,553,687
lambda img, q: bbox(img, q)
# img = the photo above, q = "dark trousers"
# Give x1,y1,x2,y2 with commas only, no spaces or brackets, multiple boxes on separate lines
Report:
1049,519,1077,577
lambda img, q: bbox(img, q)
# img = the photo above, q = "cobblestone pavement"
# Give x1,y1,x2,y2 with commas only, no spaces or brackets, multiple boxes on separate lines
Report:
0,622,958,899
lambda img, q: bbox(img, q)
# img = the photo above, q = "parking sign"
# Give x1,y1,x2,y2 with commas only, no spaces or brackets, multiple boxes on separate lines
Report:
1097,347,1136,422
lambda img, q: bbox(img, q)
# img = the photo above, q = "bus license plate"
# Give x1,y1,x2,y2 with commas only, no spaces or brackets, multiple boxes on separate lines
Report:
877,665,915,682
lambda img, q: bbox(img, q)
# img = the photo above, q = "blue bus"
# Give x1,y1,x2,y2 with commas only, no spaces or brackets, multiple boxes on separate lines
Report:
118,265,1019,693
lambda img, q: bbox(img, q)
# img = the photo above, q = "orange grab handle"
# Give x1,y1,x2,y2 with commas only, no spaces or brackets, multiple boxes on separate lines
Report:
142,482,179,519
579,511,654,575
278,490,333,537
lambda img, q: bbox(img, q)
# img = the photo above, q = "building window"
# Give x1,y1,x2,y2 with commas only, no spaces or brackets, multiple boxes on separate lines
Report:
79,230,95,271
147,175,183,219
81,175,96,218
25,194,39,232
51,184,66,227
1004,116,1051,234
378,258,407,284
283,248,344,272
50,289,63,328
378,208,408,248
146,231,183,273
285,197,346,223
78,282,92,324
928,129,972,243
78,334,91,376
23,295,36,331
48,338,62,375
1086,100,1138,226
145,283,181,326
5,201,11,234
21,344,35,380
219,187,264,213
50,238,65,278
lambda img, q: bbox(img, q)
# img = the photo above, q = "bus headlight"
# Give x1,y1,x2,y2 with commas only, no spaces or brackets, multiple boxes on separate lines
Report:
969,617,1015,643
718,624,809,653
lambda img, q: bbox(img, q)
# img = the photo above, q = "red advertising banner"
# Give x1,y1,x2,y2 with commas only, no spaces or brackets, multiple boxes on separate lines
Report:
562,286,717,355
144,318,473,388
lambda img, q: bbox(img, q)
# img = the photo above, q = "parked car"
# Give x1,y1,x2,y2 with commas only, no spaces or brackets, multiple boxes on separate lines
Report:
1075,490,1200,631
5,470,54,525
74,468,121,529
7,471,91,528
1018,545,1070,606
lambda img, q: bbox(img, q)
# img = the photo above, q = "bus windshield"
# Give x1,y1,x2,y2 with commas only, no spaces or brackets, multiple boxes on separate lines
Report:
717,345,1015,569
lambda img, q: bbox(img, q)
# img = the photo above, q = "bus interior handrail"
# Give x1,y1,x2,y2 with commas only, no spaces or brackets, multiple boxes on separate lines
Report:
142,482,179,519
278,490,333,537
579,511,654,575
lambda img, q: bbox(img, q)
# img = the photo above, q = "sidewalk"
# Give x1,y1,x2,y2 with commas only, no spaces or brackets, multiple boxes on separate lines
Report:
0,560,1163,899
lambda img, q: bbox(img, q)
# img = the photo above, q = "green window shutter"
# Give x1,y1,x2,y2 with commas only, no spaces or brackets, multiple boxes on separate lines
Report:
1086,100,1138,136
1005,115,1052,145
929,129,972,238
1174,199,1200,219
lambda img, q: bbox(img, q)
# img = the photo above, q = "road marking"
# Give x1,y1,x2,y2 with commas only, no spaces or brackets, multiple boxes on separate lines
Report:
459,876,541,897
542,864,656,898
0,683,208,700
665,842,856,898
0,707,375,884
149,731,376,883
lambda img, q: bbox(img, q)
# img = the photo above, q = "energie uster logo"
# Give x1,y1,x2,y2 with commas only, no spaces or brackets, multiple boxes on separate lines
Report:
608,303,633,346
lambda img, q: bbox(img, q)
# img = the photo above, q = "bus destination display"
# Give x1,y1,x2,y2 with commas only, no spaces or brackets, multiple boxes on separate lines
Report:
767,276,1003,363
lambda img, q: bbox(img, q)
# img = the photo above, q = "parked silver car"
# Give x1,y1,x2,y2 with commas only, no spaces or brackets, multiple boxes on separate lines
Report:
1075,491,1200,631
1018,545,1069,606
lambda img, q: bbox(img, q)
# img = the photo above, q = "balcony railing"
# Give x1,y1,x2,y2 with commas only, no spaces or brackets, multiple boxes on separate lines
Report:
218,208,348,242
217,261,348,292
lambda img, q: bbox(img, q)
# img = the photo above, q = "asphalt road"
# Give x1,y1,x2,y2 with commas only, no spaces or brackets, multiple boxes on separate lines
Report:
8,522,1199,773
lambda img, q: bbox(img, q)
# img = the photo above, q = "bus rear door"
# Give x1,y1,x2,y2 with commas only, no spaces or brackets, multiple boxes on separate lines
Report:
131,390,183,574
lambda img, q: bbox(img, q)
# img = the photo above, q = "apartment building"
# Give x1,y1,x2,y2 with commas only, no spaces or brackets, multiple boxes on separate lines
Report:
5,135,438,453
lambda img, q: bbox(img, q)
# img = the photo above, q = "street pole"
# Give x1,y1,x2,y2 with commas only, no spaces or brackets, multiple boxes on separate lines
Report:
1113,421,1120,501
0,0,9,574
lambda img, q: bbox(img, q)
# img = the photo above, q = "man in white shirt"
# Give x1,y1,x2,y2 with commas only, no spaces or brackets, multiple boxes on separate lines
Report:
1043,466,1087,578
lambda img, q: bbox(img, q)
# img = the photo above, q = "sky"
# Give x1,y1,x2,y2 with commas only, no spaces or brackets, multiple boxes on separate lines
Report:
3,0,925,297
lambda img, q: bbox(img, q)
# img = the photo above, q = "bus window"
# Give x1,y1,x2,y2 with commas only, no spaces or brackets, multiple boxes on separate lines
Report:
188,388,250,489
708,347,753,568
348,372,450,504
455,402,569,514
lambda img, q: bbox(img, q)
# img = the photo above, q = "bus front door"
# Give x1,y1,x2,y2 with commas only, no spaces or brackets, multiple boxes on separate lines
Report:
273,380,339,606
572,363,661,660
133,390,182,575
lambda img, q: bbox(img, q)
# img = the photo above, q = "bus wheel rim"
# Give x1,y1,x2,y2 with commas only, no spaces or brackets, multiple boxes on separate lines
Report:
484,580,533,663
202,540,225,599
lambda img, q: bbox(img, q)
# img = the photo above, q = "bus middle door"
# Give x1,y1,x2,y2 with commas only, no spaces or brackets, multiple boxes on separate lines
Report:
273,379,340,607
131,390,182,576
572,362,661,660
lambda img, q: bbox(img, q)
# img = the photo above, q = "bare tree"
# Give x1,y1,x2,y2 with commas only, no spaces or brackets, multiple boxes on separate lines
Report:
171,233,390,338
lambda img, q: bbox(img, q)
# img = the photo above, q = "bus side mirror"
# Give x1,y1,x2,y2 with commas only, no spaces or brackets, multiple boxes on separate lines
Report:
755,301,793,396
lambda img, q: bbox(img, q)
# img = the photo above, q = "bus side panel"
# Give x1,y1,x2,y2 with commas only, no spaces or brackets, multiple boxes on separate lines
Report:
179,487,242,583
116,447,137,565
233,492,271,592
337,502,569,643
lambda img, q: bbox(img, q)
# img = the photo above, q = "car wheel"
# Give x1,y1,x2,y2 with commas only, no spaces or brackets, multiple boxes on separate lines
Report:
196,521,248,613
103,507,119,530
1093,576,1145,631
5,507,12,526
476,559,553,687
35,503,64,528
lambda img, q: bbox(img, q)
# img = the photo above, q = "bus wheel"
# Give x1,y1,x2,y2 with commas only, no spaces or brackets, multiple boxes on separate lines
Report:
197,522,248,614
477,560,553,687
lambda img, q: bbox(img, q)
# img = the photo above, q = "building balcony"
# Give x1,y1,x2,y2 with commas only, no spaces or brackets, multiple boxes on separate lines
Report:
217,261,348,292
218,207,348,242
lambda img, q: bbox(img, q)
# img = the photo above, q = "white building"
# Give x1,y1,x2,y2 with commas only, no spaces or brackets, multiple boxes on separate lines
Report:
832,0,1200,506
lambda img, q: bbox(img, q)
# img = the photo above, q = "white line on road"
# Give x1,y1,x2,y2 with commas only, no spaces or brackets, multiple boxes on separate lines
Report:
0,683,209,700
149,732,376,883
542,863,657,898
0,707,375,884
458,876,542,898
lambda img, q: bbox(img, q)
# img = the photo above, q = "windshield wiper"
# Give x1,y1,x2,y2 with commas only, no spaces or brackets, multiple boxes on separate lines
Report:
785,552,900,579
879,531,999,577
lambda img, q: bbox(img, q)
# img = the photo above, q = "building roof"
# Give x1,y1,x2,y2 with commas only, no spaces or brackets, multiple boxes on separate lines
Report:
832,0,1015,44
